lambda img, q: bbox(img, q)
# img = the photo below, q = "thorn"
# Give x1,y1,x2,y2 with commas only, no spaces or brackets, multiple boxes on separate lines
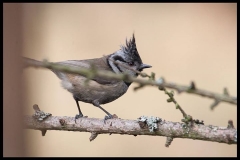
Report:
150,72,155,80
33,104,40,111
223,87,229,96
189,81,196,90
41,130,47,136
158,86,165,90
210,99,220,110
133,84,145,91
165,137,173,147
89,132,98,142
227,120,234,129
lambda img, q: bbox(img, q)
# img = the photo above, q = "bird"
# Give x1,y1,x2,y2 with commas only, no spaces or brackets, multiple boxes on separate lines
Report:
24,34,152,122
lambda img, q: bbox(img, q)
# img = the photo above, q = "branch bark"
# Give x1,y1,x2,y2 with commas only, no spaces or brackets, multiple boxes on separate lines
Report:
23,115,237,145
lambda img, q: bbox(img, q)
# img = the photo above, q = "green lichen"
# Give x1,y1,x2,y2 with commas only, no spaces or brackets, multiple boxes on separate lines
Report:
138,116,162,132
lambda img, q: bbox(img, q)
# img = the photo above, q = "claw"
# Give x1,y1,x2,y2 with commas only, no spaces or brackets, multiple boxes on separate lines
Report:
75,113,84,123
103,114,113,124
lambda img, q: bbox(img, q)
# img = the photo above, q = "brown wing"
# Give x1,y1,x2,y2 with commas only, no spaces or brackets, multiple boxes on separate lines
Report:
52,56,120,85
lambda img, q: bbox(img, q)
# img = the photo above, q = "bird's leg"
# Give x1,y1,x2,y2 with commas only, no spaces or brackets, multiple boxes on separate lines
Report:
74,97,84,122
92,100,113,122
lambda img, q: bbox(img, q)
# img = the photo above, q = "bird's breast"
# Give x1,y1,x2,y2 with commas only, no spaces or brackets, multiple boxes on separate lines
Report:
61,74,129,104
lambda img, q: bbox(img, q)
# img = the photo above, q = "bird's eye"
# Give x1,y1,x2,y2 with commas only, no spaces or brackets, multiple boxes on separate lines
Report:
128,62,134,66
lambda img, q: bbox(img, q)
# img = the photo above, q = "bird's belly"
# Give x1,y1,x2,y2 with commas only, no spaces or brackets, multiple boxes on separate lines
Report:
61,76,128,104
73,83,128,104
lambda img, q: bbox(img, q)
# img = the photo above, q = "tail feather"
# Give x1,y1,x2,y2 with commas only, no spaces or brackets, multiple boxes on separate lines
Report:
22,57,44,67
22,57,64,79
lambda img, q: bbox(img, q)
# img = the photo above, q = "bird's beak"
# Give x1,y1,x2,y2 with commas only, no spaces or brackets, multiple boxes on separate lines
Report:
139,63,152,71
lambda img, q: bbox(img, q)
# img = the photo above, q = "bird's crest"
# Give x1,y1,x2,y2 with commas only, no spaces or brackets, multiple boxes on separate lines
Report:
120,33,142,63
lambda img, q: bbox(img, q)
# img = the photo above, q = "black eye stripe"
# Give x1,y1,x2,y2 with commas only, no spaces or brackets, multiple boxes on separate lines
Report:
114,55,134,66
113,55,126,63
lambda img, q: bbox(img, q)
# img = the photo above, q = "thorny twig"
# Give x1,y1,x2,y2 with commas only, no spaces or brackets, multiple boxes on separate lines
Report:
23,105,237,145
23,57,237,107
157,79,197,126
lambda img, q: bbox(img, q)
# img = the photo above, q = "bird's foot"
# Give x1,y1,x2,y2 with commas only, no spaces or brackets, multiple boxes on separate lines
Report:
104,114,113,124
75,113,84,123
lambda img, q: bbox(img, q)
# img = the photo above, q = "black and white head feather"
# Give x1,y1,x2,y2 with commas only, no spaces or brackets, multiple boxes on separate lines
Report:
108,34,151,76
120,34,143,64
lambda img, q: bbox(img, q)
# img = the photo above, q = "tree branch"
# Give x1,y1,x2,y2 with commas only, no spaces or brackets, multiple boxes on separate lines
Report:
22,57,237,106
23,114,237,145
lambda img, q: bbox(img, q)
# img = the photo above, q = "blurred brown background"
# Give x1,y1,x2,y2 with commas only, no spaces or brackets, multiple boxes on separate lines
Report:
4,3,236,157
